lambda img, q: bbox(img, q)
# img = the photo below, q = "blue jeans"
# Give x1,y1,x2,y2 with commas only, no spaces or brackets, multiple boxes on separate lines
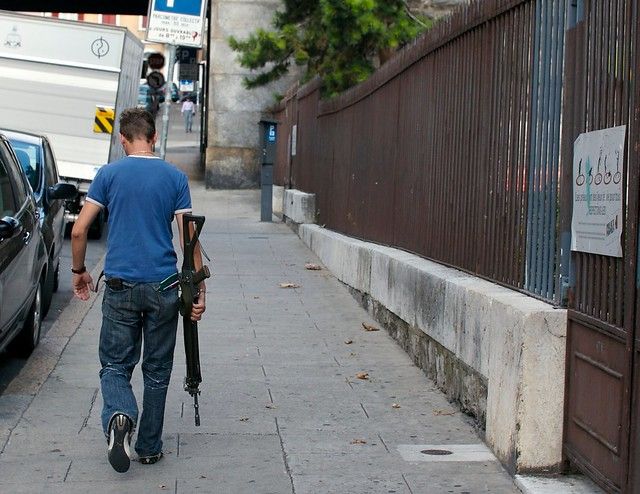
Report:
99,280,179,457
183,111,194,132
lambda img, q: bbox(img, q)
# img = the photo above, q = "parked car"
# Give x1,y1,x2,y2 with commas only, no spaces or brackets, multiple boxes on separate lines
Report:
0,135,47,356
1,129,77,318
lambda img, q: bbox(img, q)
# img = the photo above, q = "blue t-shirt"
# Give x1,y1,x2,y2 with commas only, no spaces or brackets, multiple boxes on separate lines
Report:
86,155,192,282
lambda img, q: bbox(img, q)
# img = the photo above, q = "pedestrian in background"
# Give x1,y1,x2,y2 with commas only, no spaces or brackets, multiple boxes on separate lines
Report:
70,108,206,473
181,97,196,133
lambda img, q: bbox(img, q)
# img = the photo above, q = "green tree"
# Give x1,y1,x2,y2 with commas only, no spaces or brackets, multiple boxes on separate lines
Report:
228,0,432,96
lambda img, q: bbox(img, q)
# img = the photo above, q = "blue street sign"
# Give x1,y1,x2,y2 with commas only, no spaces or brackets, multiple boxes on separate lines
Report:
268,125,276,142
154,0,203,16
148,0,207,47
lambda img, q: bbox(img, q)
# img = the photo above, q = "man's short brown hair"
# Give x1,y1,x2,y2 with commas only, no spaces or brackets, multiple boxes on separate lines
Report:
119,108,156,142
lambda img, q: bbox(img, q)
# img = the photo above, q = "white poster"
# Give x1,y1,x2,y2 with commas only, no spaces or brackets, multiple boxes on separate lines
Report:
571,125,626,257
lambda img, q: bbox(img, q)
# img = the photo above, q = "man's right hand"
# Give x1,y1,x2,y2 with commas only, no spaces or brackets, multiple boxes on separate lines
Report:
73,272,94,301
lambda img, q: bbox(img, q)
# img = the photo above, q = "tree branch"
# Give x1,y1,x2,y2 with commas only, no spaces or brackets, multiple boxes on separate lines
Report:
402,0,431,29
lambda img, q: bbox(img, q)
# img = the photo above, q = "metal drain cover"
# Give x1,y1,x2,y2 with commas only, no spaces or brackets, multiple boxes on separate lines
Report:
397,444,497,462
421,449,453,456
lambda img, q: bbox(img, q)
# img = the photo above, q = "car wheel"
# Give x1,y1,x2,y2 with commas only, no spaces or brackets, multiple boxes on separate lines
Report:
42,260,55,318
15,278,43,357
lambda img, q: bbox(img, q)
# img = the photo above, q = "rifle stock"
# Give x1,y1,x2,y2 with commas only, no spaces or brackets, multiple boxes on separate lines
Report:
180,214,210,426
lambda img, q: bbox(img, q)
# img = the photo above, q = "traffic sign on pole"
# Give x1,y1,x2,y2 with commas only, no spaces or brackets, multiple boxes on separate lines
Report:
146,0,208,48
146,70,165,89
147,52,165,70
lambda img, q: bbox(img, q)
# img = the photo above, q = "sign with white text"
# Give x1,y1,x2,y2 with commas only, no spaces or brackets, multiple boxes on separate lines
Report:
571,125,626,257
146,0,207,48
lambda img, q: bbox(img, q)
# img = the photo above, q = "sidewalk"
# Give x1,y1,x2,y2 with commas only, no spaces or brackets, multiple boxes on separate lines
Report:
0,182,525,493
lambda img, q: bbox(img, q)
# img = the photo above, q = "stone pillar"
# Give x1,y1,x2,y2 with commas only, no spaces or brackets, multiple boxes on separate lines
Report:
207,0,296,189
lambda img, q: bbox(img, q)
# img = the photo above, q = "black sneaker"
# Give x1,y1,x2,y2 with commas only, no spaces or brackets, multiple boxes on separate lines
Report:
107,413,132,473
139,451,163,465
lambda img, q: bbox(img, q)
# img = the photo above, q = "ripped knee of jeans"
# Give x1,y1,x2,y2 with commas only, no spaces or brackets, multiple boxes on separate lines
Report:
141,362,173,389
100,363,134,380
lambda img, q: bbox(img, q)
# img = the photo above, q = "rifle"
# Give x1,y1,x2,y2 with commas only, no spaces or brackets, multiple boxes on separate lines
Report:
179,214,210,426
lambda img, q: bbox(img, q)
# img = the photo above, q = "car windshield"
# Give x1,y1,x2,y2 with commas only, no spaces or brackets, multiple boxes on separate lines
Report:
8,140,41,192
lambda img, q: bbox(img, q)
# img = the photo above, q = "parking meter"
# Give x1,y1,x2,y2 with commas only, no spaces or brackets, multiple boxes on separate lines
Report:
259,119,278,222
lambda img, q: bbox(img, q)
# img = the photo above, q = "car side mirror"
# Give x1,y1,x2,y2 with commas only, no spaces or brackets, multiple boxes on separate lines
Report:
0,216,22,241
48,182,77,201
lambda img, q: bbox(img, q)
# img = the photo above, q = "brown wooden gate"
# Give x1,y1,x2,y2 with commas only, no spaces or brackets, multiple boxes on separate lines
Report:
562,1,640,492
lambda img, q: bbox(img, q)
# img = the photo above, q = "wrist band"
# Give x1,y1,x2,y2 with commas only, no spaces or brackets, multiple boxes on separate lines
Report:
71,266,87,275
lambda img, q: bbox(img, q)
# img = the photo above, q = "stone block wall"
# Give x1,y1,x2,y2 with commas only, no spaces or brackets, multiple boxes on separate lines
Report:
206,0,298,189
282,187,567,474
297,222,567,474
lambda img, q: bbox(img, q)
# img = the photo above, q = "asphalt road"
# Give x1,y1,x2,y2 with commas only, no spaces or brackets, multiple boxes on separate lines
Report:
0,229,107,393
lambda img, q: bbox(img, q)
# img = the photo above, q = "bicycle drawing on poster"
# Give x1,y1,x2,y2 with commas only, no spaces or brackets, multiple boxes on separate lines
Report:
571,125,626,258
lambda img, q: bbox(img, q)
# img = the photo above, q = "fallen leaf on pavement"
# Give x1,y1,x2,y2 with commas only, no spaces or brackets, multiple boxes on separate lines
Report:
305,263,322,270
279,282,300,289
159,485,167,490
356,372,369,380
344,339,353,345
265,403,277,409
350,439,367,445
361,322,380,331
392,403,401,409
433,409,456,416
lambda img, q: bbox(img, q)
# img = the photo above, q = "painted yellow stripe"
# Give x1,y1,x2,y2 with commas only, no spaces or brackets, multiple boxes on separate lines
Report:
94,106,115,134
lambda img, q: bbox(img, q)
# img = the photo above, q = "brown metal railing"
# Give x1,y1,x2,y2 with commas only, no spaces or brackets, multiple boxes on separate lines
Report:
270,0,614,307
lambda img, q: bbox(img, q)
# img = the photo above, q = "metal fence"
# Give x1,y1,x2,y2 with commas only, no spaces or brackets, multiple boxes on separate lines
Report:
273,0,573,304
561,0,637,328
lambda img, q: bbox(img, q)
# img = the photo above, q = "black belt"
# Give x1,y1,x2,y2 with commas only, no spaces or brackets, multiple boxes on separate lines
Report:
105,278,127,290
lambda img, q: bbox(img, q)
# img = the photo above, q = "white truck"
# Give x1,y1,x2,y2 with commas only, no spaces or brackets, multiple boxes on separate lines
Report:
0,11,144,238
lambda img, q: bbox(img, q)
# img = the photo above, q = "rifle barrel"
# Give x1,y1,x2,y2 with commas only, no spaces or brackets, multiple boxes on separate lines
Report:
193,394,200,426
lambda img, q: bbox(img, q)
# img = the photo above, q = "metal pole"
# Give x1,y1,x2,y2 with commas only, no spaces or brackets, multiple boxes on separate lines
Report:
159,44,176,160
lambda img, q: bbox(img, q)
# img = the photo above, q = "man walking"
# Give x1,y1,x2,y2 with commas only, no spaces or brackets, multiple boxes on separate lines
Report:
71,108,206,473
181,96,196,133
